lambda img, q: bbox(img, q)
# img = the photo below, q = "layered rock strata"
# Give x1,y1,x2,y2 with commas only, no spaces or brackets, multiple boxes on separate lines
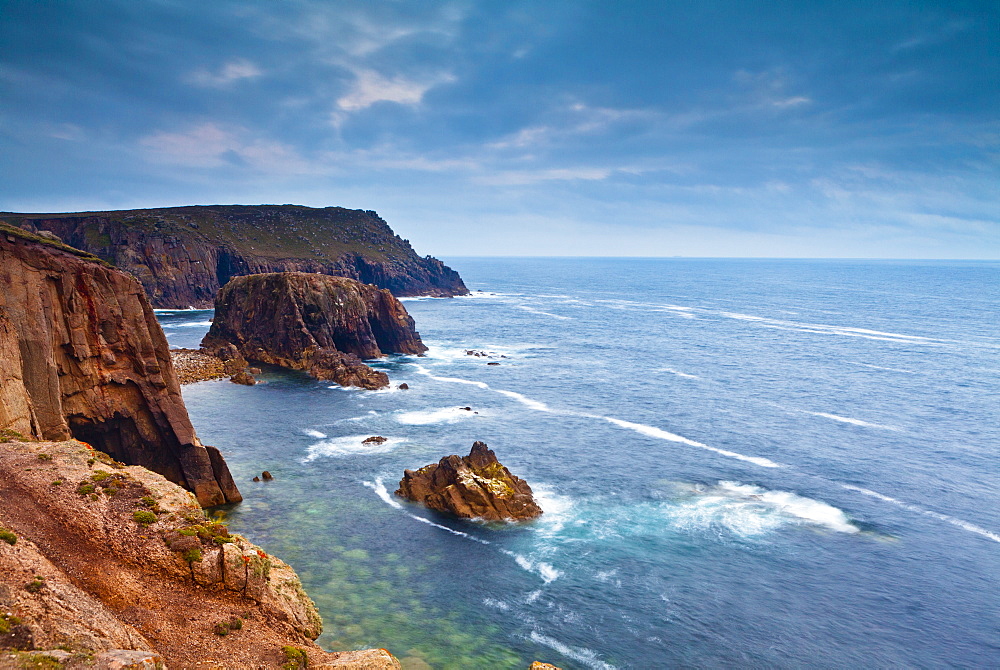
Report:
201,272,427,389
0,438,401,668
1,205,468,307
396,442,543,521
0,223,240,506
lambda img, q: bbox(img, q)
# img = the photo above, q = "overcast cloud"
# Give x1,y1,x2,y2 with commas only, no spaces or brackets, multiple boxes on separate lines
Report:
1,0,997,257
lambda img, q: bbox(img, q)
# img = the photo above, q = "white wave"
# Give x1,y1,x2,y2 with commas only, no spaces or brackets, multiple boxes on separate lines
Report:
459,290,511,299
153,307,206,313
413,364,491,389
531,485,575,536
302,429,327,439
362,477,403,509
805,411,900,431
603,417,782,468
526,590,543,603
847,361,917,374
161,320,213,328
718,311,944,345
716,481,859,534
528,631,617,670
659,367,699,379
496,389,551,412
516,305,573,320
502,550,562,583
303,435,406,461
396,406,479,425
839,484,1000,544
364,478,491,544
483,598,509,610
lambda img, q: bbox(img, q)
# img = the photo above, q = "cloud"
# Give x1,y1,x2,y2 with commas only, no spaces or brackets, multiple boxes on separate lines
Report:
186,59,262,87
140,123,308,173
474,167,614,186
336,69,454,111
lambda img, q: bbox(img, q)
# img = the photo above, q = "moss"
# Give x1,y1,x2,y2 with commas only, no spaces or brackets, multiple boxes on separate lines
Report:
0,529,16,545
36,453,52,462
140,496,157,508
0,613,23,634
90,470,111,482
213,622,230,636
133,510,158,526
25,577,44,593
76,483,96,495
182,548,202,563
11,651,64,669
0,428,32,443
281,646,308,669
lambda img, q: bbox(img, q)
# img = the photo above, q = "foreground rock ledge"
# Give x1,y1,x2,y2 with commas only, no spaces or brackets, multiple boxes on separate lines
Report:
0,438,401,669
202,272,427,389
396,442,543,521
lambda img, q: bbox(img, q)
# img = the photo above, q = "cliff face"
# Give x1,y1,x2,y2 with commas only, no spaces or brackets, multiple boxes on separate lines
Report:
0,223,240,507
0,205,468,308
202,272,427,389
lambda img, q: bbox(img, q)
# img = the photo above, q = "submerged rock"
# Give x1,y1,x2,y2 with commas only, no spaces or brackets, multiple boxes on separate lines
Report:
395,442,542,521
201,272,427,389
363,436,388,444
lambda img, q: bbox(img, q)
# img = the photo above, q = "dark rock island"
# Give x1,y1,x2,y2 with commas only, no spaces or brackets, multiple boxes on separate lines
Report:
0,205,468,308
0,222,240,507
201,272,427,389
396,442,543,521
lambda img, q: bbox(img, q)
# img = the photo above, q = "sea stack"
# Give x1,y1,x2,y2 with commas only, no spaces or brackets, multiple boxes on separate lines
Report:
0,223,240,507
201,272,427,389
396,442,543,521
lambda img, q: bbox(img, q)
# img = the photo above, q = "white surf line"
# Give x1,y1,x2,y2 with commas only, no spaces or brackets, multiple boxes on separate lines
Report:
516,305,573,320
363,478,491,545
659,367,700,379
600,416,784,468
414,365,554,412
717,311,950,345
847,361,918,374
804,411,901,432
839,484,1000,544
528,631,617,670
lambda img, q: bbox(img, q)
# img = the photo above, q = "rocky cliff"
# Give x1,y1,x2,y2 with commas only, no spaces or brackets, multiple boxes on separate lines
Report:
396,442,543,521
0,437,401,669
201,272,427,389
0,222,240,507
0,205,468,308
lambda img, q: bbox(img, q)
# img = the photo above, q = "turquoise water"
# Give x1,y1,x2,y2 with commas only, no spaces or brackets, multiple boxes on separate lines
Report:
160,258,1000,668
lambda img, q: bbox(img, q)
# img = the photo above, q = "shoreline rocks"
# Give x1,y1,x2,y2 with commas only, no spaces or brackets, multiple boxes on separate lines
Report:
396,442,542,521
201,272,427,389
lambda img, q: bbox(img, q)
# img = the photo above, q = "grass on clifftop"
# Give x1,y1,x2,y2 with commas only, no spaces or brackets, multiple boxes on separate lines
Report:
0,221,112,267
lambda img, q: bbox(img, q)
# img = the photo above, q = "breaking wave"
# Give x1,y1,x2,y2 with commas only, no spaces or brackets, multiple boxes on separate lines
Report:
302,435,407,461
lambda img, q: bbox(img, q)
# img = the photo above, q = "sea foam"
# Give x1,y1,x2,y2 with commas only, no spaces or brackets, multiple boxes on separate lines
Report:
395,407,479,425
303,435,406,461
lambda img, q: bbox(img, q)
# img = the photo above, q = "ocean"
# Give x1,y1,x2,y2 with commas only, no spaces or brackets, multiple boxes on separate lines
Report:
156,258,1000,669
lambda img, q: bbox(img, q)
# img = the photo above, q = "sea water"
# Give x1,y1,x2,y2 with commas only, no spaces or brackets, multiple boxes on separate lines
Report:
157,258,1000,669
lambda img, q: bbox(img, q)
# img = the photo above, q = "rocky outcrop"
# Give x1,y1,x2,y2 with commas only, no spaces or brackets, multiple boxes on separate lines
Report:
0,438,401,669
396,442,543,521
1,205,468,307
201,272,427,389
0,222,240,507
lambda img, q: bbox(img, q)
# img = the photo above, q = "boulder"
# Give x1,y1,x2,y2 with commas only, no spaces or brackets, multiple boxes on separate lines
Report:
396,442,542,521
201,272,426,389
363,436,387,444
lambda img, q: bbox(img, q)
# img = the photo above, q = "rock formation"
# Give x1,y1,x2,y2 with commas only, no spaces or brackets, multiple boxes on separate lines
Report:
0,205,468,307
0,437,401,668
201,272,427,389
0,222,240,507
396,442,542,521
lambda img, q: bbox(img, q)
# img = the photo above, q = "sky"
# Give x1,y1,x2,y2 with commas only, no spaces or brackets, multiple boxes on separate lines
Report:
1,1,997,258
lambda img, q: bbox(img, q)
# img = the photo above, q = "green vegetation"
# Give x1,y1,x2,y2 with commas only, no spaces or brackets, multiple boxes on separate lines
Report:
0,613,23,634
0,221,111,267
90,470,111,482
12,651,65,669
133,510,158,526
0,529,16,545
36,453,52,462
50,480,62,486
182,548,202,563
281,646,308,669
0,429,32,443
25,577,45,593
76,483,95,495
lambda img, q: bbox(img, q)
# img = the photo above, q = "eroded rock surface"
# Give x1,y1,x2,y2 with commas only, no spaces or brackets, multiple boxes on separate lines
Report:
396,442,542,521
1,205,468,307
0,223,239,506
202,272,427,389
0,438,401,669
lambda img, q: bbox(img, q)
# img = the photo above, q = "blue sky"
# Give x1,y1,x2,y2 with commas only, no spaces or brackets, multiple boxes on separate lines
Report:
1,1,997,258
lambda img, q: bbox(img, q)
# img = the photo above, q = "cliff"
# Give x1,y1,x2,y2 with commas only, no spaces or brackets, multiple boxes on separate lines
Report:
397,442,543,521
0,437,401,669
0,205,468,308
0,222,240,507
202,272,427,389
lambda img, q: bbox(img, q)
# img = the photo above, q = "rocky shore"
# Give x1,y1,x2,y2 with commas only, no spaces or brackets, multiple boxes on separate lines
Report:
0,437,400,668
